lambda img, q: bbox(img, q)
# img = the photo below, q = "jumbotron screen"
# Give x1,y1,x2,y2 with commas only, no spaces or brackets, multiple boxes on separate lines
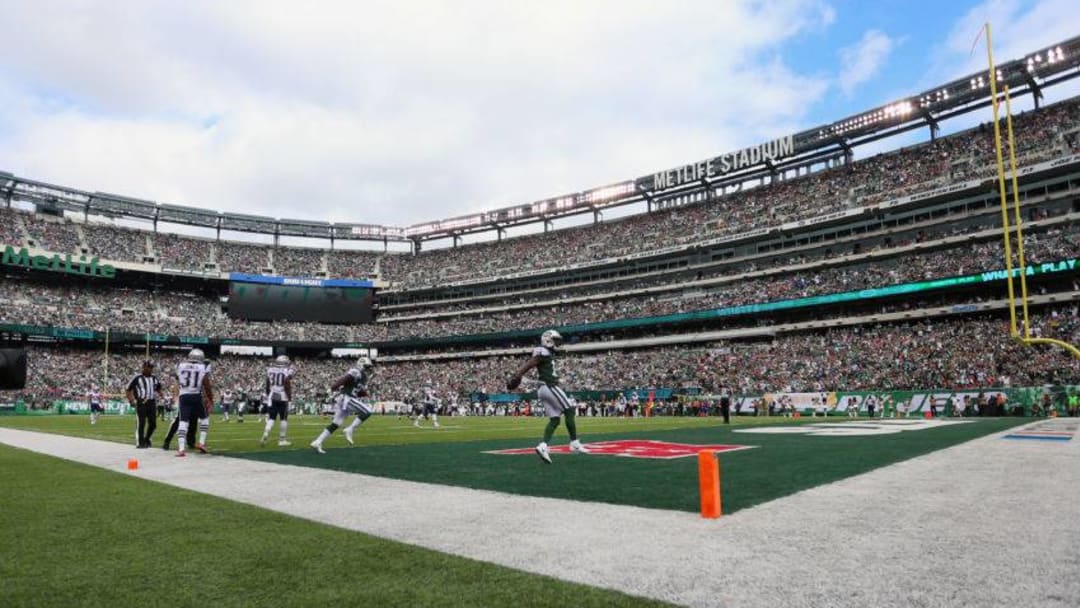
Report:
228,282,375,323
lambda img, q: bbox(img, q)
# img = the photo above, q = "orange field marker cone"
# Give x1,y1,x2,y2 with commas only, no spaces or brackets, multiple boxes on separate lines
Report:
127,459,139,470
698,450,722,519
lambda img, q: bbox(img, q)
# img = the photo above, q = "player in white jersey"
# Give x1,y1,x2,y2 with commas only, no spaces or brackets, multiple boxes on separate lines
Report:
261,355,295,447
221,389,235,422
310,357,375,453
88,386,104,425
174,349,213,457
414,383,441,428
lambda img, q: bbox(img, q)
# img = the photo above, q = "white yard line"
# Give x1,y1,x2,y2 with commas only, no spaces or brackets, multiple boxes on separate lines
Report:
1,422,1078,608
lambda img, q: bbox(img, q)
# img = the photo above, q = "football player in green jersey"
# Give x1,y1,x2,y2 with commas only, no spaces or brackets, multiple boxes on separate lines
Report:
310,357,375,453
507,330,588,464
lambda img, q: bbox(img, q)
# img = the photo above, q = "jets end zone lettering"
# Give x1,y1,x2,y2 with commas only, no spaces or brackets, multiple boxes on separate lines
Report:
486,440,756,460
735,419,975,436
2,245,116,278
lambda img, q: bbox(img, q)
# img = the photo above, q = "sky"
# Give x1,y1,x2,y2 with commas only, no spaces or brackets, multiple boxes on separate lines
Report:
0,0,1077,234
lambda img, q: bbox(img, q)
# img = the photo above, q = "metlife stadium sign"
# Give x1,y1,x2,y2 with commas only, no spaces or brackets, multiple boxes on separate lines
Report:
644,135,796,192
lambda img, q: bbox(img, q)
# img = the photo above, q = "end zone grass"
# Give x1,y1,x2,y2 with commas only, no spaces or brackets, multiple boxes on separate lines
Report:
235,418,1029,514
0,443,674,608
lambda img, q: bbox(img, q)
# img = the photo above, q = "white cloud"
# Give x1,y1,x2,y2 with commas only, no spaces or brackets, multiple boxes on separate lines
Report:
837,30,895,96
0,0,836,227
933,0,1078,84
914,0,1080,141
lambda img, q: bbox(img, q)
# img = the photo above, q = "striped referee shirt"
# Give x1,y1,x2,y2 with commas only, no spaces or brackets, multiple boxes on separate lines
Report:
127,374,162,403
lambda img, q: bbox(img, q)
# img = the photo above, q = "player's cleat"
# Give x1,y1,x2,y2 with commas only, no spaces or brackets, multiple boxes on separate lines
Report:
344,428,355,445
310,441,326,454
413,420,420,428
196,444,209,454
569,440,590,454
176,451,186,458
277,440,291,447
433,421,440,428
535,443,552,464
260,434,268,447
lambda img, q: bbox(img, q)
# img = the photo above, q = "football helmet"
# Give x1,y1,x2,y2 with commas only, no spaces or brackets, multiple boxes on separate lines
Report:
540,330,563,349
275,355,290,365
357,356,374,369
188,348,205,361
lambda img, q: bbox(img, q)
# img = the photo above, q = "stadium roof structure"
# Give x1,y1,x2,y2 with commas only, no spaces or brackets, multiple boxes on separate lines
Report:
2,35,1078,245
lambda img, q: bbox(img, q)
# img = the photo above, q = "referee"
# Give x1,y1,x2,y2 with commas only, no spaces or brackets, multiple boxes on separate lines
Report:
126,360,162,449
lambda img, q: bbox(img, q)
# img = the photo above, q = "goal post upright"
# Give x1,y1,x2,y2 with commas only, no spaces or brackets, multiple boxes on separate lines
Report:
988,29,1080,359
1002,85,1032,340
984,22,1020,338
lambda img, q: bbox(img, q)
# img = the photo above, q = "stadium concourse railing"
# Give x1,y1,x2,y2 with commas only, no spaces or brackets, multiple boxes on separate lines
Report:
3,257,1080,350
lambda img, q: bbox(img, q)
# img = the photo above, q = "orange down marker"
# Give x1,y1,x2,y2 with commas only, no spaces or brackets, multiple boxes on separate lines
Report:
698,450,722,519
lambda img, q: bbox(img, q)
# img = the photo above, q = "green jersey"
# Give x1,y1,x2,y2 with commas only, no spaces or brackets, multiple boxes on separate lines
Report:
533,346,559,387
339,367,371,401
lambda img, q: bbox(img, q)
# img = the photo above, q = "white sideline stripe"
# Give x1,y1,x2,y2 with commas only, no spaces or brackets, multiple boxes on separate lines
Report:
1,423,1078,608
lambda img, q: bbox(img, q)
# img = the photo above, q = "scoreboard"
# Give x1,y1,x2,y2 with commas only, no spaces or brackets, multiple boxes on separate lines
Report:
227,274,375,323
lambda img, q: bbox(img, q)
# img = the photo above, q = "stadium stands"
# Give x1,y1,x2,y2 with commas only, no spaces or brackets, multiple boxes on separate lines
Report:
5,219,1077,343
82,223,149,262
216,242,270,273
4,94,1080,411
12,306,1080,407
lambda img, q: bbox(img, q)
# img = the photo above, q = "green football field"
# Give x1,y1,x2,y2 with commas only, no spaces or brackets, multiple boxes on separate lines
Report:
0,443,675,608
0,413,1029,514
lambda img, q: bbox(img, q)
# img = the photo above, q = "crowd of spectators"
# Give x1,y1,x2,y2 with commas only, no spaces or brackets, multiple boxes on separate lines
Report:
0,208,27,246
82,223,149,262
22,215,82,254
12,306,1080,409
216,242,270,273
4,222,1079,343
375,224,1080,338
155,233,214,272
327,250,381,279
272,247,326,277
384,220,1080,317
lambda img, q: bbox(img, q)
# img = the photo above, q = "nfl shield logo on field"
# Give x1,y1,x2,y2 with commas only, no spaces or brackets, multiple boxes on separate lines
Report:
486,439,755,460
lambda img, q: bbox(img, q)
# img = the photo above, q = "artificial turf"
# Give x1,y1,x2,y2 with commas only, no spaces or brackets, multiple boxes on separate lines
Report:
0,414,1030,514
232,417,1030,514
0,443,676,608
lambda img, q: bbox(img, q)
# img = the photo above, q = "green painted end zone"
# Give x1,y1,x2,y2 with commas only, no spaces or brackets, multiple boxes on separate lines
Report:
232,418,1029,514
